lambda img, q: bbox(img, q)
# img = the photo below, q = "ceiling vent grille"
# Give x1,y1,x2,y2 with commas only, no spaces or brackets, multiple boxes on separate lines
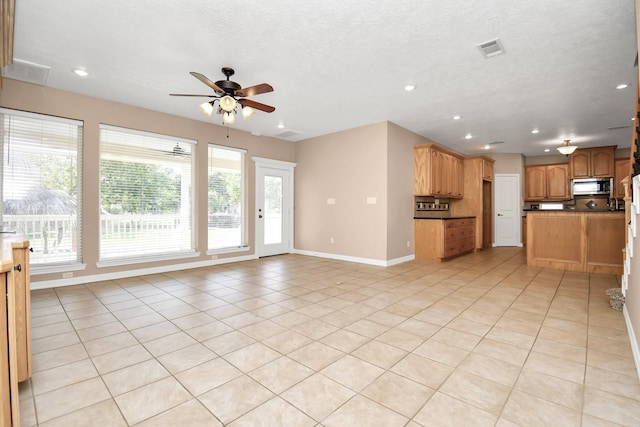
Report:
274,130,303,140
1,59,51,85
608,125,631,130
477,39,505,58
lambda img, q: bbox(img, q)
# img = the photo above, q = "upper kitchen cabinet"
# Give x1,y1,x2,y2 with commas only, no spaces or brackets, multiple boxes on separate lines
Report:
414,144,464,198
524,163,571,201
569,146,615,178
614,157,630,199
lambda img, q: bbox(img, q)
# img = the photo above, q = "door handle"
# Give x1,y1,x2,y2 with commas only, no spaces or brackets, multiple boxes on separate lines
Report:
259,215,263,219
497,213,503,216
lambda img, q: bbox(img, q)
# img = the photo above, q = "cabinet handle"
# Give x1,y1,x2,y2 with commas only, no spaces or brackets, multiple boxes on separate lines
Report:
14,264,21,272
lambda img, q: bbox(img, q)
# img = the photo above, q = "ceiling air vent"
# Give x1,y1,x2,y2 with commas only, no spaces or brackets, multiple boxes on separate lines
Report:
274,130,303,140
477,38,505,59
1,59,51,85
608,125,631,130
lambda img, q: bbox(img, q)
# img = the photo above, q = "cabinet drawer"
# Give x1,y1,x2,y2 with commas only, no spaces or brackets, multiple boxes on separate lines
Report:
445,226,475,240
444,238,475,258
445,218,475,229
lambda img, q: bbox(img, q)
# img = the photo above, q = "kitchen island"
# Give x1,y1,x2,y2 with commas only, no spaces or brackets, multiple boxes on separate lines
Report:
526,210,625,274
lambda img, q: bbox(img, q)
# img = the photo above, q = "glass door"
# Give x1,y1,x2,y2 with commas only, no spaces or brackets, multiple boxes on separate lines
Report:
256,164,293,257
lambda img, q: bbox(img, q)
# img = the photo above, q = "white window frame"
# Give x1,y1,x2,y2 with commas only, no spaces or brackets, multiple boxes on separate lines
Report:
0,108,85,274
97,124,198,267
207,143,249,254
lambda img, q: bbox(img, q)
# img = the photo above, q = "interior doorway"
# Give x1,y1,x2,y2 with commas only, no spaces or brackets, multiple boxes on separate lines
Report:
494,174,522,247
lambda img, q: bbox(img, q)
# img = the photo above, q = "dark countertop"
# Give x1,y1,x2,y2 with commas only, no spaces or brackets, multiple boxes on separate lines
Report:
414,216,475,220
524,209,624,213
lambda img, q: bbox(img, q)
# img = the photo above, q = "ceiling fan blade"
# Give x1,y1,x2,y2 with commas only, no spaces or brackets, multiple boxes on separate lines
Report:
190,72,225,94
169,93,217,97
239,99,276,113
235,83,274,98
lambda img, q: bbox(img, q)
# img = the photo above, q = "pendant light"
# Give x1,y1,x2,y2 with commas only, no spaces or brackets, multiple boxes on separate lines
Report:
557,139,578,155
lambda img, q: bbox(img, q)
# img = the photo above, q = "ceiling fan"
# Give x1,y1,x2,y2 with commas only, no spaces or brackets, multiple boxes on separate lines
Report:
170,67,275,124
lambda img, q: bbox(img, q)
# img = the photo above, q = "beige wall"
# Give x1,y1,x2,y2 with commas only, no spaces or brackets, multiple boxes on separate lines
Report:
294,122,389,261
0,79,296,285
386,123,429,260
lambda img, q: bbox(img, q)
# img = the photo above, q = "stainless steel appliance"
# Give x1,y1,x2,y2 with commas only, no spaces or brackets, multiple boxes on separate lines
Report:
571,178,612,196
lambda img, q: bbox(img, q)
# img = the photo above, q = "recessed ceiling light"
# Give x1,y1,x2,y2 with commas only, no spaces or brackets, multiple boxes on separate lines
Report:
71,68,89,77
531,129,539,134
404,85,416,91
465,133,473,139
616,84,628,89
484,144,491,150
453,115,461,120
544,148,550,152
277,123,285,129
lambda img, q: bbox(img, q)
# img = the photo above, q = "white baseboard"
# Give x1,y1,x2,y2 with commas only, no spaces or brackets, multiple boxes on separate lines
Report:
31,253,259,290
623,305,640,382
292,249,414,267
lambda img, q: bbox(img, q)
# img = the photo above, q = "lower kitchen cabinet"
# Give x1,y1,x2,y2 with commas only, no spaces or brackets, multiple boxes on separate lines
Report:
415,217,476,262
1,237,31,427
526,211,624,274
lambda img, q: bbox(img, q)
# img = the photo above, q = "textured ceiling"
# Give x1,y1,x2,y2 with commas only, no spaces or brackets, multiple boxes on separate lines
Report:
4,0,638,156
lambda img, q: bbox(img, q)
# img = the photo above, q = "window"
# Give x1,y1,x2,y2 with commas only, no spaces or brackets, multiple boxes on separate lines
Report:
0,108,83,267
99,125,195,264
208,144,247,251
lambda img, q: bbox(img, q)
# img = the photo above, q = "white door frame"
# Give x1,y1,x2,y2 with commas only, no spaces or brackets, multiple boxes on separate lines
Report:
252,157,296,257
494,173,522,247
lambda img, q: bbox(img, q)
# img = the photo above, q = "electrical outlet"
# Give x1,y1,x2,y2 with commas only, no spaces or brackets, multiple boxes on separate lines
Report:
406,241,410,248
330,237,334,244
62,272,73,279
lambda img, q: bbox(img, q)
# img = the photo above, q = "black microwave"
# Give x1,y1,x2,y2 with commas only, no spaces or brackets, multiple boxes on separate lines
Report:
571,178,612,196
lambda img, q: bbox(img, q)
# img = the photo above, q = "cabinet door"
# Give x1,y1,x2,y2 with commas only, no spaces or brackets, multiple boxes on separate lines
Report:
1,274,11,427
525,166,547,200
482,159,494,181
614,158,630,199
414,146,430,195
12,245,31,381
431,150,445,195
452,156,464,197
546,164,570,200
570,151,591,178
591,147,614,177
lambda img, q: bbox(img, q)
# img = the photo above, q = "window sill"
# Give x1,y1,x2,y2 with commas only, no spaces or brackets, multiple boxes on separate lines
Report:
31,263,87,276
97,251,201,268
207,246,250,256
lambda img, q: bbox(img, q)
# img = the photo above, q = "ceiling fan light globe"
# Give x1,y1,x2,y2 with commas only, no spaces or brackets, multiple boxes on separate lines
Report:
219,95,237,112
223,111,236,124
242,106,256,119
199,101,214,117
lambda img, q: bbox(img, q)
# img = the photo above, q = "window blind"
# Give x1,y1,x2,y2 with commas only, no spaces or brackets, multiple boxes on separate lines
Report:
208,144,247,250
0,108,83,266
99,125,195,262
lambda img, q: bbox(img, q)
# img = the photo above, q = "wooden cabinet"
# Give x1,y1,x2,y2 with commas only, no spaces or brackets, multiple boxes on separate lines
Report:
614,157,630,199
11,241,31,382
1,271,13,427
449,156,494,250
1,237,31,427
524,163,570,201
481,158,494,181
415,217,475,261
414,144,464,198
570,146,615,178
526,211,624,274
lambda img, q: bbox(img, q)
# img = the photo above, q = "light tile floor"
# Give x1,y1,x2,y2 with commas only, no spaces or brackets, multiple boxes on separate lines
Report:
17,247,640,426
